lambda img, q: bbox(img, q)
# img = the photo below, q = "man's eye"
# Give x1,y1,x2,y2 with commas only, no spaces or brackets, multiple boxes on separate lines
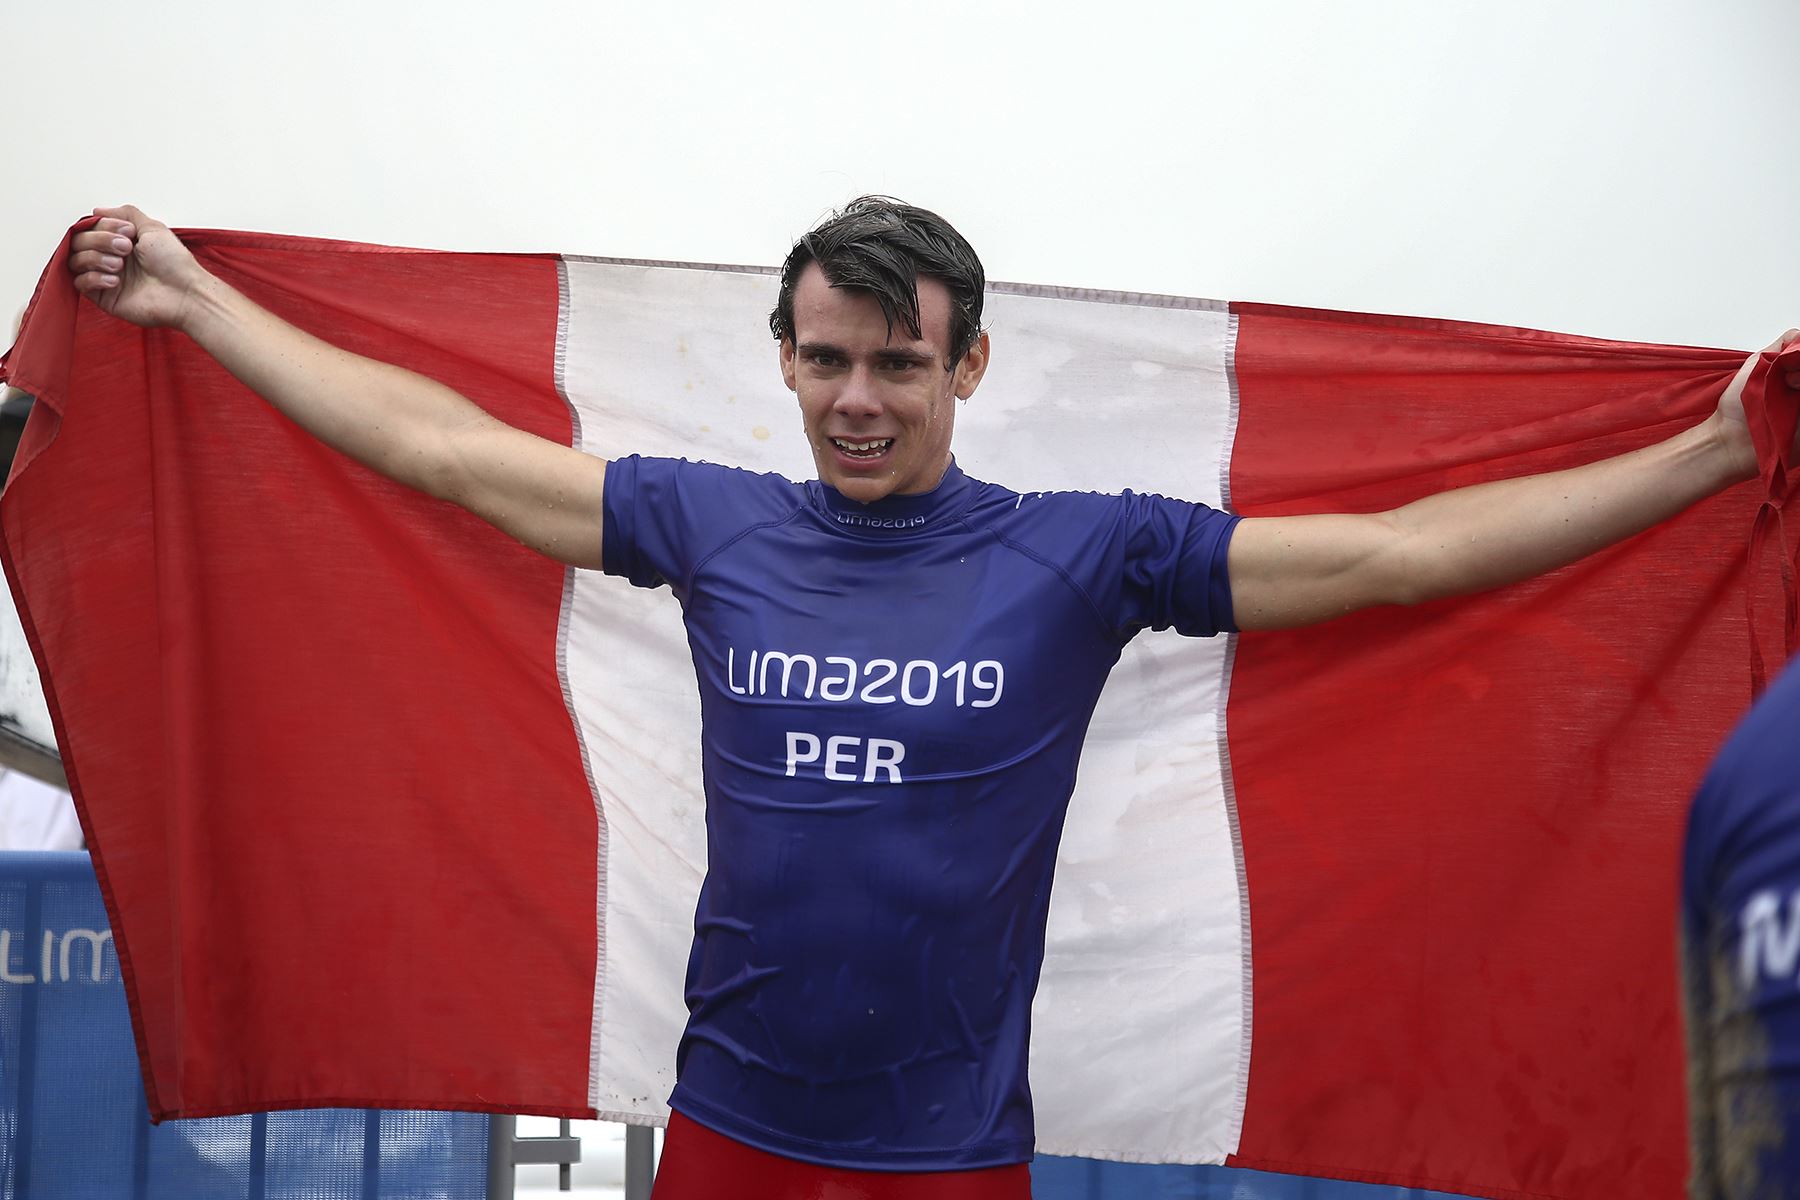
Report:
882,360,918,371
809,354,841,368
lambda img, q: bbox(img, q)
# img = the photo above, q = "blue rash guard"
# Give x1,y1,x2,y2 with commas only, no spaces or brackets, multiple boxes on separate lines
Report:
601,455,1239,1171
1683,656,1800,1198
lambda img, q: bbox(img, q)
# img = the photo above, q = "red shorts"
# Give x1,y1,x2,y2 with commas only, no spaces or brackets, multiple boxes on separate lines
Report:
651,1110,1034,1199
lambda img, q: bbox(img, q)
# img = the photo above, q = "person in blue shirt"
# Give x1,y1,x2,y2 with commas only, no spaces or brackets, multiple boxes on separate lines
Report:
1684,653,1800,1200
66,198,1799,1198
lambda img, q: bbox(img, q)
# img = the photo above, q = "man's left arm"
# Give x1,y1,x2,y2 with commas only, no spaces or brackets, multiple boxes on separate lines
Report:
1228,331,1800,632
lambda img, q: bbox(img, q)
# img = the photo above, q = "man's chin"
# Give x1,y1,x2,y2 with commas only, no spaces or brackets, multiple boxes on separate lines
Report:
826,474,897,505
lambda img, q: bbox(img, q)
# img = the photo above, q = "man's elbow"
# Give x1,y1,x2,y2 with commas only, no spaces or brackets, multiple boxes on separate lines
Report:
1379,547,1499,609
1353,521,1437,609
419,422,498,508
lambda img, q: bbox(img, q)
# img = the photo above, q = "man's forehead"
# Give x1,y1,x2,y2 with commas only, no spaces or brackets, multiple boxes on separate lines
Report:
792,263,953,349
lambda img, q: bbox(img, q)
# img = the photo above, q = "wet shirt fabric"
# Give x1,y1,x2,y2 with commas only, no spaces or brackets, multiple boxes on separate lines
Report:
1683,656,1800,1199
602,455,1239,1170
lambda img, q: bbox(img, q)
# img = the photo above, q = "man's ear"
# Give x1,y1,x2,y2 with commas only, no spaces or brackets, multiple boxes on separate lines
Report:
955,331,991,401
779,337,798,392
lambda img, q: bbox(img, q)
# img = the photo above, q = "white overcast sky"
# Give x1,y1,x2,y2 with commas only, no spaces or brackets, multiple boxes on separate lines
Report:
2,0,1795,350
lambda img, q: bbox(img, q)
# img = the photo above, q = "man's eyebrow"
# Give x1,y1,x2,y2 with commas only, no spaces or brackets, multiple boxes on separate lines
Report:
795,342,936,364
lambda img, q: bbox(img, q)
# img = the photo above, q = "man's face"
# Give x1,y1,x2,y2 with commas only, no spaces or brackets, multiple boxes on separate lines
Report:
780,263,989,503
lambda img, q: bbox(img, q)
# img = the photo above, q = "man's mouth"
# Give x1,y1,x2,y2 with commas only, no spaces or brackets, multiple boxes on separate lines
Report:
830,437,894,460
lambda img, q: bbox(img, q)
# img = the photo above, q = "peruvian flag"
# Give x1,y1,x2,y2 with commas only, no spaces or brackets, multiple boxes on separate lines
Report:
1,225,1789,1199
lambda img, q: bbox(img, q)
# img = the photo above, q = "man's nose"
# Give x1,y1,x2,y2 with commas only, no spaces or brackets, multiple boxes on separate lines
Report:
832,367,884,418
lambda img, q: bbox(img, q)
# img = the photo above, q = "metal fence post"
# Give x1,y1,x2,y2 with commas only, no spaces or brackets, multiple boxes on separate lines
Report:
486,1113,581,1199
624,1125,656,1200
485,1114,516,1200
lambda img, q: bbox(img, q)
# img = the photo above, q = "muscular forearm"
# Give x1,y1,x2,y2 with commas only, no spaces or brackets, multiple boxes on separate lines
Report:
180,272,496,500
1388,416,1747,605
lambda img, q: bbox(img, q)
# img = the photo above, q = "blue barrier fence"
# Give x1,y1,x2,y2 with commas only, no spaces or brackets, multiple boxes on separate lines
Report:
0,851,488,1199
1033,1156,1464,1199
2,850,1465,1199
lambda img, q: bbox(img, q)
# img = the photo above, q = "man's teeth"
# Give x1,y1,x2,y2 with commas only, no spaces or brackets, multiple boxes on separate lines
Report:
832,438,893,456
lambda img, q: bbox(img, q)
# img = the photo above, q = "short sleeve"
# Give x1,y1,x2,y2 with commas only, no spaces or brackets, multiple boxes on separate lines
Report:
1113,492,1241,638
601,455,802,593
995,489,1240,641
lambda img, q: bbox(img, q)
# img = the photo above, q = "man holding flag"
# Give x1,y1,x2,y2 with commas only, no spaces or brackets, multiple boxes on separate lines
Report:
57,198,1800,1198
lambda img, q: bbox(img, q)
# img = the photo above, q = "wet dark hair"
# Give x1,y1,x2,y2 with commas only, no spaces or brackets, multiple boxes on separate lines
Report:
770,196,985,369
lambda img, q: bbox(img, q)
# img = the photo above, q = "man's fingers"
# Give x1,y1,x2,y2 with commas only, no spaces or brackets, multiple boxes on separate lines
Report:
92,204,149,227
70,248,125,275
90,207,149,245
71,228,135,258
68,217,139,297
71,223,135,255
71,270,120,296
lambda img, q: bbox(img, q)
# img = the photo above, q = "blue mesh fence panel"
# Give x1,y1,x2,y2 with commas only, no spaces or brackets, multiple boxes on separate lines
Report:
0,852,487,1200
1032,1155,1473,1199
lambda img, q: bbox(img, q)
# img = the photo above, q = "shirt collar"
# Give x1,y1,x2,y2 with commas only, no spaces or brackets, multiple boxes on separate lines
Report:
810,459,973,535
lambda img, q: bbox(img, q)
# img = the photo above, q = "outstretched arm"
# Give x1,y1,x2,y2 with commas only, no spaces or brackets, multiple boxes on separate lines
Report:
1228,332,1800,631
69,206,608,569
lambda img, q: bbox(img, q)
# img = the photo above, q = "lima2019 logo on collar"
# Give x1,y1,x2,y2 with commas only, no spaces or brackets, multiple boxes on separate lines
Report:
832,512,927,529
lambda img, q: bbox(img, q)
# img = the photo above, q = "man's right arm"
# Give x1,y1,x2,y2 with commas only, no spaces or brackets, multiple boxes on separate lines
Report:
69,206,608,570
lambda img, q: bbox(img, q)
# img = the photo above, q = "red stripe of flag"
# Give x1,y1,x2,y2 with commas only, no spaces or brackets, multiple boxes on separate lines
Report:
1225,302,1758,1197
2,230,595,1119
